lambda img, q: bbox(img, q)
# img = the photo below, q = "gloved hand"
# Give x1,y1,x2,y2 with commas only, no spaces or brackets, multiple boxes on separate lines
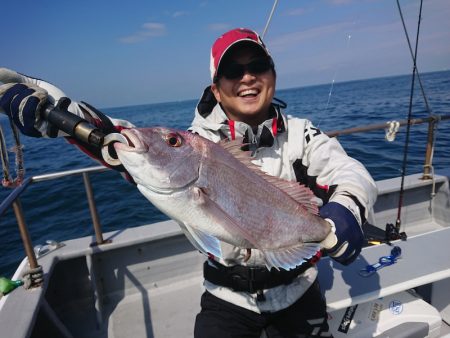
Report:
0,82,49,137
0,68,78,137
319,200,364,265
0,68,130,169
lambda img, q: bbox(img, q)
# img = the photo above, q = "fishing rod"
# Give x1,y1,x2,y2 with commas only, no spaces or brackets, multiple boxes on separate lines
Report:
41,104,105,148
41,105,127,166
394,0,424,236
0,70,128,188
0,103,126,187
261,0,279,39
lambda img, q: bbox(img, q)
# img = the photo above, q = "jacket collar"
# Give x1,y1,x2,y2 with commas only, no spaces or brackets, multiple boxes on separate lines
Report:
194,86,287,148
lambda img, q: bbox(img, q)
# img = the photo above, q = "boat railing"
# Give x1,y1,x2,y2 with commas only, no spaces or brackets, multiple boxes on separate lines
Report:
0,166,110,273
0,112,449,286
326,113,450,179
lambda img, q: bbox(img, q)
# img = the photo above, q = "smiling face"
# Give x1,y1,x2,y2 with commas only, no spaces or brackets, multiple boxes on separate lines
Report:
211,43,276,127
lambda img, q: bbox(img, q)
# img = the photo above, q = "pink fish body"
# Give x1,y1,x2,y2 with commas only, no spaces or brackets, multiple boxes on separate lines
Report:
114,127,331,270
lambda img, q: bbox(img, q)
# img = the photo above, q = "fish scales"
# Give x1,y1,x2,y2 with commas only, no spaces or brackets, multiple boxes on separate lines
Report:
114,127,331,270
198,142,325,247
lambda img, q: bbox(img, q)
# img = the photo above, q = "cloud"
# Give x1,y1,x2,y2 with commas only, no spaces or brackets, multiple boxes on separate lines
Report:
208,23,232,32
285,8,306,16
119,22,167,44
328,0,354,5
172,11,189,18
269,21,355,51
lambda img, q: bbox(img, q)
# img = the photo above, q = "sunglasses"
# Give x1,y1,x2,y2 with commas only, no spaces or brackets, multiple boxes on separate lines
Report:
216,57,274,82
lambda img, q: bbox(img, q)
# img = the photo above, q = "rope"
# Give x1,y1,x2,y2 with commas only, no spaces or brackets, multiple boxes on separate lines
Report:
0,80,26,188
426,116,440,198
0,125,12,185
0,128,25,188
0,112,25,188
385,121,400,142
21,265,44,289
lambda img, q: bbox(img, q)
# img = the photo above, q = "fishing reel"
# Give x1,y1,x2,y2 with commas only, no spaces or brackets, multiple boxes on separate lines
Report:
385,222,407,244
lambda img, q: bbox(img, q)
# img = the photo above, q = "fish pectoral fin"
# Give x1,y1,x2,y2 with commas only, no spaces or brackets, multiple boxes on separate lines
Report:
263,243,321,271
192,187,258,246
183,223,222,259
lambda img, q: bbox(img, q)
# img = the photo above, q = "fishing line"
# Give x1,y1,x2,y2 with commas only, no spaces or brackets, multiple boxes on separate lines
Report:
316,33,352,128
325,34,352,112
395,0,424,232
396,0,431,114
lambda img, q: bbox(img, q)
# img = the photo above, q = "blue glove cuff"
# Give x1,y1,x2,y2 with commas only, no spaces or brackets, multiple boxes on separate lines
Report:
0,83,42,137
319,201,364,265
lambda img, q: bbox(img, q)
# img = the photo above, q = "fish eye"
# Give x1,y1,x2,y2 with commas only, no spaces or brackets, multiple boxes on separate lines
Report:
165,133,182,147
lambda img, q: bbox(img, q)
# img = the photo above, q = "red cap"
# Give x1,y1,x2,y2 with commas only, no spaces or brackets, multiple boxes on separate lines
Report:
210,28,271,81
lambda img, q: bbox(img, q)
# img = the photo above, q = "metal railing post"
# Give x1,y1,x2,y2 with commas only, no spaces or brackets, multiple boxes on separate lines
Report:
12,199,38,269
422,117,437,180
82,172,105,245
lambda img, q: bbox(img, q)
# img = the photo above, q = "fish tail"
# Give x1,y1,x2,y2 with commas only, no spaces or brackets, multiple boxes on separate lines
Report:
263,243,321,271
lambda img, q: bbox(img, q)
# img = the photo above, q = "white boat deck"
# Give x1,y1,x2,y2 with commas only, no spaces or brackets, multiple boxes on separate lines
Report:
106,264,203,338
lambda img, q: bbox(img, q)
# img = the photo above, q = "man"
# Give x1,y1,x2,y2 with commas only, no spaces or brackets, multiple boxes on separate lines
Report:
0,28,377,337
188,28,377,337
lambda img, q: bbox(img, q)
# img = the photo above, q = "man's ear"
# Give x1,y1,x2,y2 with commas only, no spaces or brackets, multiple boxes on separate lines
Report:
211,83,221,103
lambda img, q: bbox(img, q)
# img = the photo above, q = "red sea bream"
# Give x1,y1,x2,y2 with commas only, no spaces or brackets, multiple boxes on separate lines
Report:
114,127,331,270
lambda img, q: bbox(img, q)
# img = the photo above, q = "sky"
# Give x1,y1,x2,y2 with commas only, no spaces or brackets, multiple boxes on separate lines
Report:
2,0,449,108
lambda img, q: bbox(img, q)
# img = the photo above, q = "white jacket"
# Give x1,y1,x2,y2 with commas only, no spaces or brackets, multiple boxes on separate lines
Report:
188,87,378,313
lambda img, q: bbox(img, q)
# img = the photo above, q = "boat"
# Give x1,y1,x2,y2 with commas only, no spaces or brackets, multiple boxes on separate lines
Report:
0,110,449,337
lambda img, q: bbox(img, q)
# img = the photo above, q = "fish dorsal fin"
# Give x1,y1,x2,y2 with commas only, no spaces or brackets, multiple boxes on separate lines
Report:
219,138,319,215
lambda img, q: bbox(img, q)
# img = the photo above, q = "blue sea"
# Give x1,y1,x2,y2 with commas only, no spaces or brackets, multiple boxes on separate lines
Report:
1,71,449,278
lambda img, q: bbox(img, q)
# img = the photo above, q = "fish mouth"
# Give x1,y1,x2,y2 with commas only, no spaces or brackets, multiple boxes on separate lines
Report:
139,178,198,195
114,129,149,153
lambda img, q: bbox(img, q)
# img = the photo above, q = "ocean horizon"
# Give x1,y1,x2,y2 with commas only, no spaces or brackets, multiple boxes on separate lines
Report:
100,70,449,111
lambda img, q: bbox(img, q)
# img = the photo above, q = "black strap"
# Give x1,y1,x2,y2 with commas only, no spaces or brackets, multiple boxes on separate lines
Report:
203,260,313,294
197,86,217,118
